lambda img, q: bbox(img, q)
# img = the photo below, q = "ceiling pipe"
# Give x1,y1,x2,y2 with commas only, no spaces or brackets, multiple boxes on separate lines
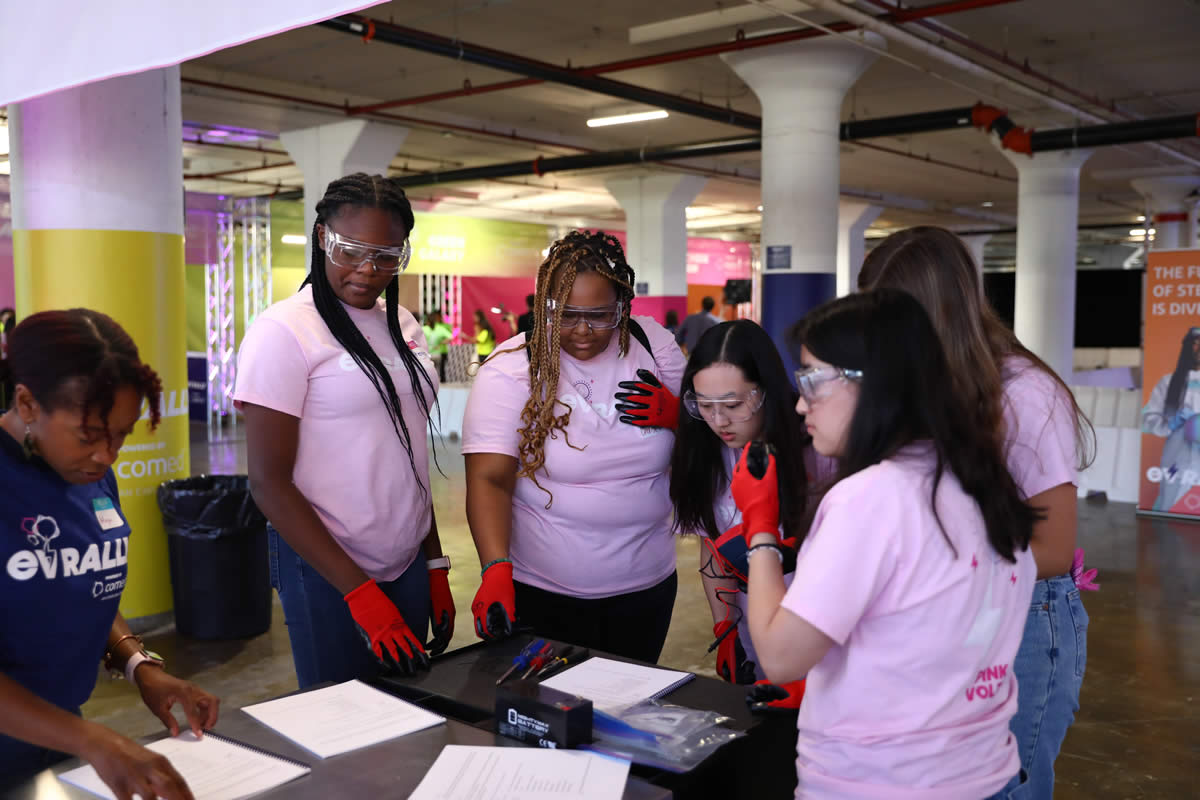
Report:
390,108,1200,189
799,0,1200,170
348,0,1020,115
319,15,763,130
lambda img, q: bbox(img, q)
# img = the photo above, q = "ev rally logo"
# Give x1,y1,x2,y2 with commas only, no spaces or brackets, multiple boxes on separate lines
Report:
7,515,129,589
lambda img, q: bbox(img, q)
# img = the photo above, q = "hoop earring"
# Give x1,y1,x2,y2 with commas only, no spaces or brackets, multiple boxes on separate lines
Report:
22,424,36,460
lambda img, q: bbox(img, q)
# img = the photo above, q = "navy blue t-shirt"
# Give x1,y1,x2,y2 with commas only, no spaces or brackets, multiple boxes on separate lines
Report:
0,430,129,717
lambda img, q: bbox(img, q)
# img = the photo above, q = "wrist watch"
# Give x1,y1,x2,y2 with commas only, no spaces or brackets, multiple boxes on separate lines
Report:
104,634,165,684
426,556,451,571
124,650,166,685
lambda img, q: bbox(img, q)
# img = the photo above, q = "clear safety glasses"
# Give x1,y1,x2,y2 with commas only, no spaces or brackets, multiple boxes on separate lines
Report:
683,388,765,423
794,366,863,404
324,228,412,275
546,300,622,331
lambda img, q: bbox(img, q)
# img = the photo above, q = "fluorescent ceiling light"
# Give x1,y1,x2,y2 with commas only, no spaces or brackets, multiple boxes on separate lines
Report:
0,123,8,154
587,109,668,128
206,129,230,137
756,205,763,212
981,200,994,207
281,234,307,245
1136,215,1146,222
0,158,9,176
1129,228,1157,237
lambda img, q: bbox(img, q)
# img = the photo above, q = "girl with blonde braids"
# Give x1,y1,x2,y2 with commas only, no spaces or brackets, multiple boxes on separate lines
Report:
461,230,687,662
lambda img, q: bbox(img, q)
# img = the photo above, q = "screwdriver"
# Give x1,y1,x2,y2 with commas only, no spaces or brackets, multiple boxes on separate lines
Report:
496,638,546,686
536,646,590,679
520,642,556,679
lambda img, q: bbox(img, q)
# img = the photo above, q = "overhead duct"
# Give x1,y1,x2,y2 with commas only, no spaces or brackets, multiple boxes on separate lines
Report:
390,106,1200,189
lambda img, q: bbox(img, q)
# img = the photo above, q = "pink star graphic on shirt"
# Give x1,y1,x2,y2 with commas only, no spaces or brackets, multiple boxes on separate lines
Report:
1010,572,1018,584
971,555,978,569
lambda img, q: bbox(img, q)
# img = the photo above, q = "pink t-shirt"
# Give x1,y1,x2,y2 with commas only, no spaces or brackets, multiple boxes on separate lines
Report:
461,318,686,598
1001,356,1079,500
233,286,438,582
780,445,1035,799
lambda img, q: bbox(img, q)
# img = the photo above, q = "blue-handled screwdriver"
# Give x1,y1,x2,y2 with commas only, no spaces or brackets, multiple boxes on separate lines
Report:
496,638,546,686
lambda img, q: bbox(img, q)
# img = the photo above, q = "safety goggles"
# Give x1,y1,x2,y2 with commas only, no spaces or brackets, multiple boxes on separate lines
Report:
547,300,622,331
794,366,863,404
323,228,412,274
683,388,765,423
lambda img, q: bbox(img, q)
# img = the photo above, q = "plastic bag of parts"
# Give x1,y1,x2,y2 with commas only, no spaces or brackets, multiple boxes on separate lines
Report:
584,701,745,772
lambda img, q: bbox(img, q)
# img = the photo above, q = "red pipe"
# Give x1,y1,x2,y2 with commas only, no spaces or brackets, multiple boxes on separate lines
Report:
348,0,1021,115
180,77,594,154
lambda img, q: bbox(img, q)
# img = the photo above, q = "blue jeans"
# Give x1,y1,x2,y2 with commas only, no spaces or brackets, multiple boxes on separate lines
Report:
1007,574,1089,799
268,526,430,689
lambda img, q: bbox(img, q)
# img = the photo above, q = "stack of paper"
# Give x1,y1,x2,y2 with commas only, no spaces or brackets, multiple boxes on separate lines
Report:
539,657,695,712
242,679,445,758
409,745,631,800
59,731,310,800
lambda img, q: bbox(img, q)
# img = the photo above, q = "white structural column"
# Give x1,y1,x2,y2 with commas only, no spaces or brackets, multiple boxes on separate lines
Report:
959,234,991,275
1002,148,1093,381
836,200,884,296
1132,176,1200,250
722,33,883,368
605,174,706,324
279,119,407,268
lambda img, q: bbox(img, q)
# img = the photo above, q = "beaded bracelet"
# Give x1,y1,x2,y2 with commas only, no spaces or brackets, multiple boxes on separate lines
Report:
480,557,512,577
747,543,784,564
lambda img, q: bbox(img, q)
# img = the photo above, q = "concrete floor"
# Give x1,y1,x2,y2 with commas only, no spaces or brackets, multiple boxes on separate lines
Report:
83,425,1200,798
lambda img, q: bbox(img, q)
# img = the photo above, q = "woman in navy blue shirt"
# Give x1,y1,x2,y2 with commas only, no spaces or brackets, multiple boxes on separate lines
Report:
0,310,219,799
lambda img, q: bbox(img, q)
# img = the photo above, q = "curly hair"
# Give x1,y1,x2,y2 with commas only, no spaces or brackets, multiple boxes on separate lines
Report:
514,230,636,503
6,309,163,437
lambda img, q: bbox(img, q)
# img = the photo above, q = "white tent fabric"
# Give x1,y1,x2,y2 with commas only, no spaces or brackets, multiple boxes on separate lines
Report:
0,0,385,106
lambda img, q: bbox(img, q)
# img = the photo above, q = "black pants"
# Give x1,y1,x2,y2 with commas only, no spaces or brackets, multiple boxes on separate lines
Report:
514,572,678,664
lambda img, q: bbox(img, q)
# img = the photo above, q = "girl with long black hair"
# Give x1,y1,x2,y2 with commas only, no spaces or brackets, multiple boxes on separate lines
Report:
664,320,829,708
732,289,1038,798
236,173,453,688
1142,326,1200,512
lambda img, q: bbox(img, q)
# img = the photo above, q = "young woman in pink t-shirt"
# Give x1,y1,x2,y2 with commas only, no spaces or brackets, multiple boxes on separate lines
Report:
660,320,817,711
859,226,1095,798
733,289,1038,799
236,174,453,689
462,231,686,662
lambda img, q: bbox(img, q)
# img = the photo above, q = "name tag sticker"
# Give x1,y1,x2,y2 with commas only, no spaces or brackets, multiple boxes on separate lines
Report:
93,497,124,531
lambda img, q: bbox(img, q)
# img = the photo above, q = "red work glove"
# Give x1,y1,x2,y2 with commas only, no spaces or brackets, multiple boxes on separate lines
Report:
615,369,680,430
747,679,806,713
714,620,757,685
427,567,456,656
472,561,517,641
731,441,781,547
344,579,430,675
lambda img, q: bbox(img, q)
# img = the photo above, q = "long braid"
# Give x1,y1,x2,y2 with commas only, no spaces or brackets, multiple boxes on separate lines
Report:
300,172,439,495
514,230,637,505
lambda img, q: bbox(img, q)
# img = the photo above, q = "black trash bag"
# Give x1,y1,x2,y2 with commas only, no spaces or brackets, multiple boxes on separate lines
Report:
157,475,271,640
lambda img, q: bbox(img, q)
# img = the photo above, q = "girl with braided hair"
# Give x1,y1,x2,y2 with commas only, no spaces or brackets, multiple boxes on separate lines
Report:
461,230,687,662
236,173,454,688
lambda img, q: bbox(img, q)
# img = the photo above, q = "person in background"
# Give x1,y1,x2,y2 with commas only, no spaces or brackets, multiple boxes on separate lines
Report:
859,226,1095,799
473,309,497,362
0,309,219,799
676,296,720,355
516,293,536,336
0,308,14,409
663,309,680,338
237,173,452,690
462,230,687,662
735,289,1037,798
423,309,453,383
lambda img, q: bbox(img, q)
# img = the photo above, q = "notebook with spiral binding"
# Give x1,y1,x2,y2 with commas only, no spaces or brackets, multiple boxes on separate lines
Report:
58,729,311,800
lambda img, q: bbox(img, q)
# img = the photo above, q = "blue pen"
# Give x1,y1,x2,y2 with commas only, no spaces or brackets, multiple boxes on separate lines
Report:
593,710,658,745
496,638,546,686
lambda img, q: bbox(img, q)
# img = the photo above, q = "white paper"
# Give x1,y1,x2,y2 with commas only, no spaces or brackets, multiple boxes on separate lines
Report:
241,679,444,758
539,657,694,712
408,745,631,800
58,731,309,800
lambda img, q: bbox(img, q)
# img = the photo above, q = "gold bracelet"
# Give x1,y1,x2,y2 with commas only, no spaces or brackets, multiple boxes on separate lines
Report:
103,634,141,672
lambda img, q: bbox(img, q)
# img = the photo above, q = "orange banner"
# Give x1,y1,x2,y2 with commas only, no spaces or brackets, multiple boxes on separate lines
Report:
1139,249,1200,517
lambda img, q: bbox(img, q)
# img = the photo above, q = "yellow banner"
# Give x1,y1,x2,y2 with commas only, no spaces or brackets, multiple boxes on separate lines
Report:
13,229,188,619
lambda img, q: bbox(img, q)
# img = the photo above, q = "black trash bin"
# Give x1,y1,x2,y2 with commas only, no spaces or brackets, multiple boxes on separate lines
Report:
157,475,271,640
